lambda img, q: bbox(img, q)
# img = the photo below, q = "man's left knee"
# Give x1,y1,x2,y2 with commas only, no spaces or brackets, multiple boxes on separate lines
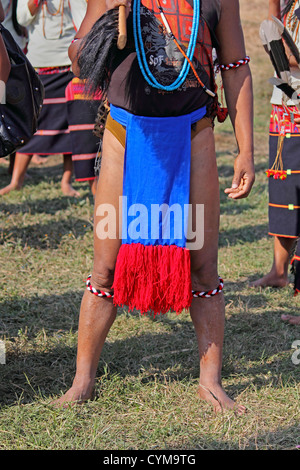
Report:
191,262,219,291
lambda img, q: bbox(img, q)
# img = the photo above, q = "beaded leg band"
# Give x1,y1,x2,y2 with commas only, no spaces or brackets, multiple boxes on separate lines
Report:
86,275,224,300
192,277,224,298
86,275,114,298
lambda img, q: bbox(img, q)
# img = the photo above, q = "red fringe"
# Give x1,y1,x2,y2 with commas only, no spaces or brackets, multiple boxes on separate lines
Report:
113,243,192,316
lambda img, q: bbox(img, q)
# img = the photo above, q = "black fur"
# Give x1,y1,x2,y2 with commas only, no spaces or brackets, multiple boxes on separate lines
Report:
77,8,119,97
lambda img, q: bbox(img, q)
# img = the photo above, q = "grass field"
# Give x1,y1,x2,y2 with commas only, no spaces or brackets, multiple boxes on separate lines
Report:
0,0,299,451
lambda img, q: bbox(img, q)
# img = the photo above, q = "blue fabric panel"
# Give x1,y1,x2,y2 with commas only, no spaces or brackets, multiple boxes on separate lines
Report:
110,104,206,247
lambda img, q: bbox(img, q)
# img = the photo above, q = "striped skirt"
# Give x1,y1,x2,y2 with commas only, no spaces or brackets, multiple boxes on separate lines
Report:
18,67,74,155
65,77,101,182
18,69,101,182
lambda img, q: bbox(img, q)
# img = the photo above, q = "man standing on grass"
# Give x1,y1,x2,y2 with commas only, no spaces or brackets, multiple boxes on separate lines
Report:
55,0,255,413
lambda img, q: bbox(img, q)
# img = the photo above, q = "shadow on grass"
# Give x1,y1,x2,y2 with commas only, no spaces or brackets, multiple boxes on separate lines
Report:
0,192,94,216
0,162,63,186
163,424,300,450
0,218,93,249
220,199,254,215
219,223,268,247
0,287,299,407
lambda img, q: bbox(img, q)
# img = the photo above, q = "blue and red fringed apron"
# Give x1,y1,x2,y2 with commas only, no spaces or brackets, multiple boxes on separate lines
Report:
111,104,207,315
103,0,216,315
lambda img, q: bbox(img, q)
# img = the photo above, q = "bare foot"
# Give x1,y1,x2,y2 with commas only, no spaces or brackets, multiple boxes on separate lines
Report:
198,382,246,415
32,154,48,165
0,181,22,196
52,384,94,408
250,272,289,288
281,314,300,325
61,182,80,197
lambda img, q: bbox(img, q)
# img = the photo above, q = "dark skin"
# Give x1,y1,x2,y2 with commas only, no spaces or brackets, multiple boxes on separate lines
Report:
56,0,255,412
27,0,40,15
0,0,4,21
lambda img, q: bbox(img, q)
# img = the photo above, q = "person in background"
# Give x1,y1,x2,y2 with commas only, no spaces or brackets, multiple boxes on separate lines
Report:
251,1,300,289
0,0,98,197
65,76,101,196
2,0,26,49
0,0,27,172
251,0,300,325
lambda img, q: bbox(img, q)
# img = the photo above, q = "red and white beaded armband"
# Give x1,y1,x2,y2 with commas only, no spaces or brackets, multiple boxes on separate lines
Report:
217,56,250,72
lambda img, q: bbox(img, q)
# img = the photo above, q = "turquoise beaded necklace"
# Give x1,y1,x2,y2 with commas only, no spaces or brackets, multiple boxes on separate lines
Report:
132,0,201,91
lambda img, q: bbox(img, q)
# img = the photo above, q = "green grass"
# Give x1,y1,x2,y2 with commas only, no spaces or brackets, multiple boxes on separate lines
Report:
0,0,300,451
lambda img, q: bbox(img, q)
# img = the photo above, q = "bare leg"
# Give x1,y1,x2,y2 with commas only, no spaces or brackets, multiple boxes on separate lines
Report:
251,236,295,288
189,127,246,414
0,152,32,195
61,154,80,197
55,127,244,412
55,290,118,404
8,153,15,174
55,130,124,405
32,154,48,165
88,178,98,196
